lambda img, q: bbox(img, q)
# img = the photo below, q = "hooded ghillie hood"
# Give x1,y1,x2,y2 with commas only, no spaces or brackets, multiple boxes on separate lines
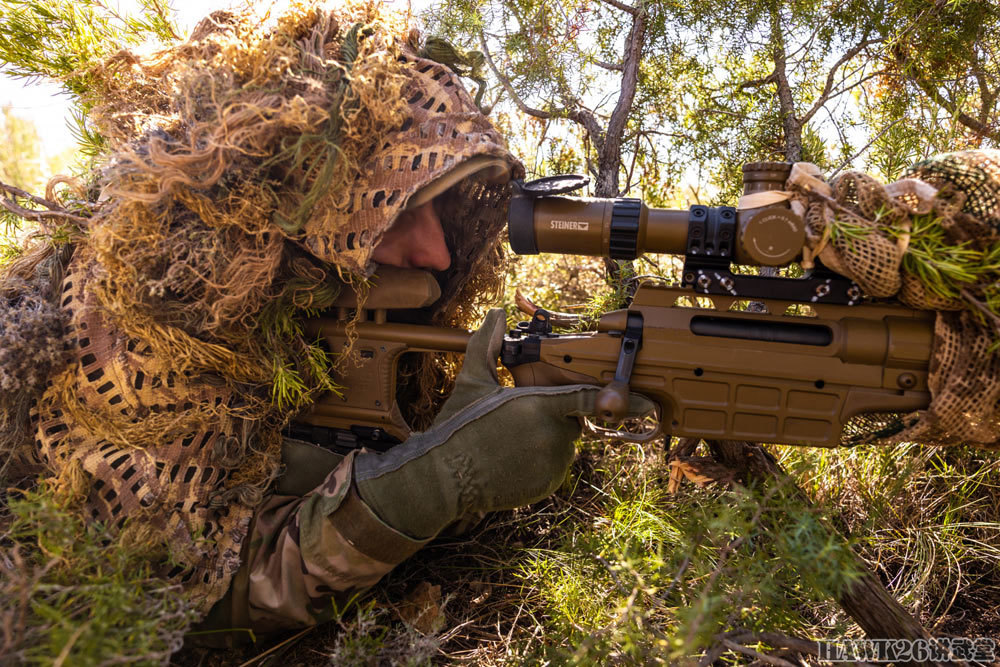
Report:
0,0,521,637
81,1,520,412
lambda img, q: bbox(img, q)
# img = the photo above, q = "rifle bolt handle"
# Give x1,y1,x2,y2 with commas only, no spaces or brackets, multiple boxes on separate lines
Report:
595,380,629,422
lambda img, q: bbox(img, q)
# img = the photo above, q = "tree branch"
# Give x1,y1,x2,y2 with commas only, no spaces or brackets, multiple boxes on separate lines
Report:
595,1,646,197
478,31,557,121
738,72,777,90
972,53,998,126
800,36,882,125
698,107,751,120
825,69,883,102
893,44,1000,142
829,116,908,178
769,11,801,162
567,109,607,157
724,631,824,658
720,639,798,667
595,60,624,72
623,128,690,143
478,30,606,155
597,0,638,16
0,181,87,225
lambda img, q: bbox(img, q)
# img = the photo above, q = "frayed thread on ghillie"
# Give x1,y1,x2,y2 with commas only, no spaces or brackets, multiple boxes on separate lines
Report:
0,238,73,486
419,36,488,111
0,282,68,393
2,0,518,642
3,2,431,621
83,1,409,418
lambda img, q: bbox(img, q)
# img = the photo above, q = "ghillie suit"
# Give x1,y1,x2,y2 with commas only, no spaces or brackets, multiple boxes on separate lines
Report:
0,1,520,643
779,151,1000,447
0,240,73,485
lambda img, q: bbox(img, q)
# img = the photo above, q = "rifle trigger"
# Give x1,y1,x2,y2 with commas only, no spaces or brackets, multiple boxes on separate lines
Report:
594,311,644,422
583,410,662,443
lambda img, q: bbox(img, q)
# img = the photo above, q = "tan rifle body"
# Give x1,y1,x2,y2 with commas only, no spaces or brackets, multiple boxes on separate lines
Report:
298,271,933,448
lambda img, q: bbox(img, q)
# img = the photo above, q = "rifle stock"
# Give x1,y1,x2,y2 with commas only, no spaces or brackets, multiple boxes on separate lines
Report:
503,285,932,447
299,318,470,445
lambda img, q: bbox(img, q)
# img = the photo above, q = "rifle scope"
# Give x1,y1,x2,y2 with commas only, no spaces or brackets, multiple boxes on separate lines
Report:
508,162,804,267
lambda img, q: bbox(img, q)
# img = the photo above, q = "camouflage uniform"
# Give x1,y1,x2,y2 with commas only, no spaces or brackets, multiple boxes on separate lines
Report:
30,17,521,639
203,444,427,635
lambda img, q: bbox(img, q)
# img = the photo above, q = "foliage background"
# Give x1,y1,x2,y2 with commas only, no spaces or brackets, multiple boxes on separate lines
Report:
1,0,998,664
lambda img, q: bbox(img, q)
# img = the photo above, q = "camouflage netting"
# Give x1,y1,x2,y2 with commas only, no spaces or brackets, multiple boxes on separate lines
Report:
0,0,520,634
784,151,1000,447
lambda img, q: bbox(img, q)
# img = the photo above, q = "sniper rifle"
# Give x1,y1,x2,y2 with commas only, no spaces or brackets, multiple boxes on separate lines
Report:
291,162,933,452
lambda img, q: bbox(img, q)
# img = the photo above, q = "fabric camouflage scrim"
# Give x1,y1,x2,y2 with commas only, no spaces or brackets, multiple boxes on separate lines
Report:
5,0,1000,660
0,0,520,642
777,151,1000,447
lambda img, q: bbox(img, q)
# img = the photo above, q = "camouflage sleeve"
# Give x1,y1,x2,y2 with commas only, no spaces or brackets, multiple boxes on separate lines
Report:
237,450,430,633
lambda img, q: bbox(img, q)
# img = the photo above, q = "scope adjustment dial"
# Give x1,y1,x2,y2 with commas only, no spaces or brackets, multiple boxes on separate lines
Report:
609,198,641,259
738,206,805,266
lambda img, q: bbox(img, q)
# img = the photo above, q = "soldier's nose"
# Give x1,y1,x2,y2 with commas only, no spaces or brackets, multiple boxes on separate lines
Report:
406,203,451,271
372,201,451,271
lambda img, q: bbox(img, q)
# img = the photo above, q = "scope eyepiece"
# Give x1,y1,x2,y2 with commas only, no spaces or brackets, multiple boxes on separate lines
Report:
508,193,539,255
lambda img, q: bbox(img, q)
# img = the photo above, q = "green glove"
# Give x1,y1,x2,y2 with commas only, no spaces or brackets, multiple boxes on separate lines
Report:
354,309,655,540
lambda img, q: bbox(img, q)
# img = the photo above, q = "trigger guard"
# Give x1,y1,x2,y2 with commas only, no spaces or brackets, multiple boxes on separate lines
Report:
580,406,663,443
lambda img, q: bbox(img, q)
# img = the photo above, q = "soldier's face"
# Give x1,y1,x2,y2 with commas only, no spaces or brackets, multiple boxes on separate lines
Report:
372,201,451,271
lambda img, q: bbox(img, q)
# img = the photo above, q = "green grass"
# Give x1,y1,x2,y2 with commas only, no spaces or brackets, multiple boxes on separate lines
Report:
1,484,199,665
201,437,998,666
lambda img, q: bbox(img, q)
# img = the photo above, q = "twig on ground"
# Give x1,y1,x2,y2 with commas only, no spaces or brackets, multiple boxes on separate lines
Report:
236,627,313,667
721,638,799,667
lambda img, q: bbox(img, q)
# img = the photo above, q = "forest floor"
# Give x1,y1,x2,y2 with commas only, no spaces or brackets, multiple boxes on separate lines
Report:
176,438,1000,666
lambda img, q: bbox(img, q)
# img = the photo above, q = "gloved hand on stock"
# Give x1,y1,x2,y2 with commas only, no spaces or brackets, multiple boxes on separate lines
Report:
354,308,656,540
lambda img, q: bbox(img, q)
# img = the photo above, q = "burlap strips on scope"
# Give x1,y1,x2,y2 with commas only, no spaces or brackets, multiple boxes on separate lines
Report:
791,150,1000,448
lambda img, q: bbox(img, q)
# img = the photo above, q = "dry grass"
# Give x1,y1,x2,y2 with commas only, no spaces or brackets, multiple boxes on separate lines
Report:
169,437,1000,666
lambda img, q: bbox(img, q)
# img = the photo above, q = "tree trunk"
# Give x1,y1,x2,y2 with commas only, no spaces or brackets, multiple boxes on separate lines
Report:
596,2,646,281
594,2,646,199
769,9,803,162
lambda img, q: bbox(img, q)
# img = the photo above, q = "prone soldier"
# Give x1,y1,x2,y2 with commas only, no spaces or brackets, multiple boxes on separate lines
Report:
2,1,649,642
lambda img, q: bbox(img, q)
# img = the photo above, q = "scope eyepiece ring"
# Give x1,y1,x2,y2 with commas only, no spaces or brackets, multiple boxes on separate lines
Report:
609,197,641,260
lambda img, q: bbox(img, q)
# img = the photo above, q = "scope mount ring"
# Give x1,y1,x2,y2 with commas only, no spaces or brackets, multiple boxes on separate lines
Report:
513,174,590,198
